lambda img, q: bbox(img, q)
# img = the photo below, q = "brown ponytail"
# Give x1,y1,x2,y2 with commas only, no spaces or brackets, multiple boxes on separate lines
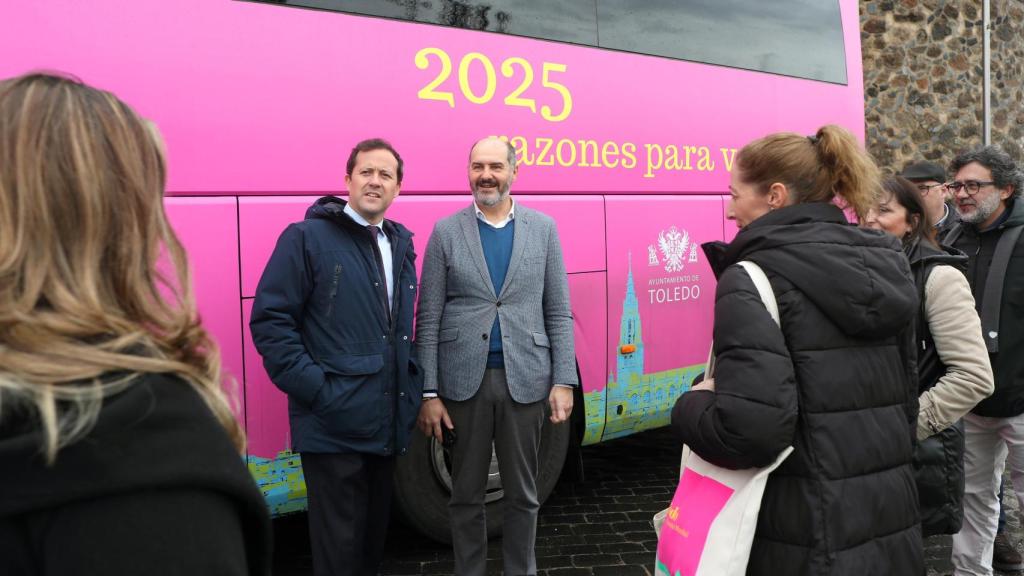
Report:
735,124,880,221
812,125,880,221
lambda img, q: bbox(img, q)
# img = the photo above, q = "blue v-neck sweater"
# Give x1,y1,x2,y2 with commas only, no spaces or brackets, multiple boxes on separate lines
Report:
478,219,514,368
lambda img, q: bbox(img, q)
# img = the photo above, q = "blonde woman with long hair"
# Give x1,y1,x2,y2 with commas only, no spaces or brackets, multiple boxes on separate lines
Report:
0,73,270,575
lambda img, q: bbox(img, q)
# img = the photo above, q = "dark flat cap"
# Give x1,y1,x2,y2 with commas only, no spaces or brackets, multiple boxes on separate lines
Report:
900,161,946,182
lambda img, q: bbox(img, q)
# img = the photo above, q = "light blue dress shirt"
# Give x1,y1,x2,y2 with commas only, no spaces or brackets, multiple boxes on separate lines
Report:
344,203,393,310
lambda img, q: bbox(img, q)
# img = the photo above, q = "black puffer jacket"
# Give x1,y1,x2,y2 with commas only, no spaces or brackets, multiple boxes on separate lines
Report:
907,240,968,537
672,203,923,575
0,374,272,575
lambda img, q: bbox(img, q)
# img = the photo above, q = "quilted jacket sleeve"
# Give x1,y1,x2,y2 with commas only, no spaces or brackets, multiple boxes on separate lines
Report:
671,264,798,469
249,224,325,408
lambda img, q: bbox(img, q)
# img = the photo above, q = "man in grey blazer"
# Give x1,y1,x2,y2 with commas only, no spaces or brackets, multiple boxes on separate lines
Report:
416,137,577,576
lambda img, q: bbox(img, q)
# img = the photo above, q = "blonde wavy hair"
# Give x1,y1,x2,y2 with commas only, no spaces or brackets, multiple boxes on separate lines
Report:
0,73,244,462
736,124,881,221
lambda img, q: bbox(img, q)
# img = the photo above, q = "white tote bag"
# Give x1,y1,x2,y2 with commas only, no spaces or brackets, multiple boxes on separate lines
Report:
654,260,793,576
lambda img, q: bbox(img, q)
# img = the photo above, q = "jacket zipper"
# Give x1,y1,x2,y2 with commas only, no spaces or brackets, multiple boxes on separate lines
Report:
326,263,341,317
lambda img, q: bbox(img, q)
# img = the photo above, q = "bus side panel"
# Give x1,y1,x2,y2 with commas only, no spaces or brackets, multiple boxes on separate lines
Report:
840,0,866,142
239,197,315,299
568,272,607,445
602,196,722,441
513,196,605,273
164,197,244,419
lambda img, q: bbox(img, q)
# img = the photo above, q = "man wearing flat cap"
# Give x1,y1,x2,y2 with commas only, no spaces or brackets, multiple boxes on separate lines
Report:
901,160,957,235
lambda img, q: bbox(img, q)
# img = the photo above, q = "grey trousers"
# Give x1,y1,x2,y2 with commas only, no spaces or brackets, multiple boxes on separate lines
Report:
447,368,546,576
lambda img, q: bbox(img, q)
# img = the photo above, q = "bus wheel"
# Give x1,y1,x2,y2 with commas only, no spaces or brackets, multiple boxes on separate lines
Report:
393,416,570,543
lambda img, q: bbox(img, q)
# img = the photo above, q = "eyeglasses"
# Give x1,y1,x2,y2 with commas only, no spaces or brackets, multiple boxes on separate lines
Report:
915,183,946,195
946,180,995,195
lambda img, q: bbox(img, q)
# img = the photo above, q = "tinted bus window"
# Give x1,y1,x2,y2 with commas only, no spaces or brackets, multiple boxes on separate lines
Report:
268,0,599,45
250,0,846,84
596,0,847,84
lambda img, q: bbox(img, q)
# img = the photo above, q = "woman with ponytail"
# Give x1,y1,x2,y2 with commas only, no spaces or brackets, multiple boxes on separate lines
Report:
671,125,924,574
0,73,270,575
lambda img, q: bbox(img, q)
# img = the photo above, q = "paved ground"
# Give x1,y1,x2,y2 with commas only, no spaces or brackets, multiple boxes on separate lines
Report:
272,428,1024,575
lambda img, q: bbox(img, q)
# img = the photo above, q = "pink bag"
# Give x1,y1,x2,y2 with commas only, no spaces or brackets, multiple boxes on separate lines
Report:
655,464,735,574
654,444,792,576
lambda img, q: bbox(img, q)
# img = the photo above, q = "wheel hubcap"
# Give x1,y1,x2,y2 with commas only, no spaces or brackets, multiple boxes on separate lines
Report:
429,438,504,503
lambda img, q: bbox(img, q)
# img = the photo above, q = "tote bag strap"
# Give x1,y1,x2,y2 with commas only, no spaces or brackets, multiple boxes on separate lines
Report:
736,260,780,327
706,261,778,379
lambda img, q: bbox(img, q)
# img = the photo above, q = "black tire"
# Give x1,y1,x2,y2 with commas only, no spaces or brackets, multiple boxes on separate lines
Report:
393,416,570,544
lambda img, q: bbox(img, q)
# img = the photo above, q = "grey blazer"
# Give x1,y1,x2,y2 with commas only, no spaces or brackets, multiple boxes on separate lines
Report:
416,203,578,403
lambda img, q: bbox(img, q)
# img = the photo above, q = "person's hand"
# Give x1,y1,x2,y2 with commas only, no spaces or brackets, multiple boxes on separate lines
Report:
417,397,453,442
690,378,715,392
549,386,574,424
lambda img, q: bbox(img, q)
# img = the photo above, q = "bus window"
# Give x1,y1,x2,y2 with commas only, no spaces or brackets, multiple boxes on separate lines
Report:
255,0,599,45
248,0,847,83
596,0,847,84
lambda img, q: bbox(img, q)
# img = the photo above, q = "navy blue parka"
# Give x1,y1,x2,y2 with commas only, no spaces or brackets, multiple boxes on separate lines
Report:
250,196,422,456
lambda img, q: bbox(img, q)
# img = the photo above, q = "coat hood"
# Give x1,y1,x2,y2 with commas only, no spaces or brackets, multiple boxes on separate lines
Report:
305,195,413,240
704,203,918,339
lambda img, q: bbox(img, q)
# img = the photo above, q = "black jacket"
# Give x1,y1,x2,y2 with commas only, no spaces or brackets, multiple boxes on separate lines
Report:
945,197,1024,417
0,374,271,576
250,196,422,455
672,203,923,575
907,240,968,536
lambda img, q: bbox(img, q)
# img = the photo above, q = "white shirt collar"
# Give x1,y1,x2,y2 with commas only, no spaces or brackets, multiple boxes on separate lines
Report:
344,202,381,231
474,197,515,229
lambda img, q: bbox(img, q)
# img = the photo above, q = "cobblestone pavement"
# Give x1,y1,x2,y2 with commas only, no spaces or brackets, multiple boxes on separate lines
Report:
272,428,1024,575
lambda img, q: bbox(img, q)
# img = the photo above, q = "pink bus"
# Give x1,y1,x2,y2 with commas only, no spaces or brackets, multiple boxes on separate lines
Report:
3,0,864,539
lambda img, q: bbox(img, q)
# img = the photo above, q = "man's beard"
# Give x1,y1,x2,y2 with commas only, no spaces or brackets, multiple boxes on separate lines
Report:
958,190,1003,224
472,181,510,207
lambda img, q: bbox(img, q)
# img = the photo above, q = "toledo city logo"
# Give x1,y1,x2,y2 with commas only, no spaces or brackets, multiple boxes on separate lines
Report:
649,226,698,272
646,226,702,305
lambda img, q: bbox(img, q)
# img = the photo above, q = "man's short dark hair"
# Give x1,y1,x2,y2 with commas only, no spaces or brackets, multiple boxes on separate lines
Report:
346,138,403,184
949,145,1023,197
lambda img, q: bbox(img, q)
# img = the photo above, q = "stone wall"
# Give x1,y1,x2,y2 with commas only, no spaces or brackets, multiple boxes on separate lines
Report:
860,0,1024,174
990,0,1024,159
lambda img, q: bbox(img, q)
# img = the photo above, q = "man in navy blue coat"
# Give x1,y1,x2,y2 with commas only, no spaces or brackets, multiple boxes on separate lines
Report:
250,139,421,576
